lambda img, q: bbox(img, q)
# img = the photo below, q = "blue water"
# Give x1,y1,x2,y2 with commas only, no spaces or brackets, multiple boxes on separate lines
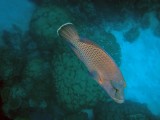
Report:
0,0,35,32
0,0,160,120
111,13,160,115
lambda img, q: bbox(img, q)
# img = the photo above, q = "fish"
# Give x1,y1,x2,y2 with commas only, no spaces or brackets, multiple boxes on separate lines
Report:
57,23,126,103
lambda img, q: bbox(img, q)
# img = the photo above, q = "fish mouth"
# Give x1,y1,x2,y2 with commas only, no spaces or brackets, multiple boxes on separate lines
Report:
112,97,124,104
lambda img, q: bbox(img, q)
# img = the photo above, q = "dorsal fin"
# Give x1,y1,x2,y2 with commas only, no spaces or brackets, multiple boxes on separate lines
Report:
81,38,114,61
88,70,104,85
80,38,102,49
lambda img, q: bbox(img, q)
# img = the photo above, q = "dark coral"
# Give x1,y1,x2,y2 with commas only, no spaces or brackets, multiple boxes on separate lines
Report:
52,51,108,113
0,26,28,83
139,14,151,29
156,8,160,22
0,26,59,119
29,6,70,52
94,100,160,120
124,27,140,43
154,23,160,38
64,112,88,120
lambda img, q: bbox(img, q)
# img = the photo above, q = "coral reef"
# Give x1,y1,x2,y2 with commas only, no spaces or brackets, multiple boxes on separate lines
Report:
66,0,97,25
154,23,160,37
93,100,160,120
64,112,88,120
24,58,50,80
28,3,122,114
1,85,27,116
52,51,109,113
0,26,61,119
29,6,70,50
124,27,140,43
0,1,122,116
0,26,27,83
156,8,160,22
139,14,151,29
29,0,51,5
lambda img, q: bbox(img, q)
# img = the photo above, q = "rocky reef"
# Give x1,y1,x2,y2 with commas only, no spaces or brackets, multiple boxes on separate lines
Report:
94,100,160,120
154,23,160,37
52,50,108,113
29,5,71,51
124,27,140,43
28,0,122,114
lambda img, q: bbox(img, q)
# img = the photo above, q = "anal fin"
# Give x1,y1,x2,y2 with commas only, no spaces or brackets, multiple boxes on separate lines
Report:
89,70,103,85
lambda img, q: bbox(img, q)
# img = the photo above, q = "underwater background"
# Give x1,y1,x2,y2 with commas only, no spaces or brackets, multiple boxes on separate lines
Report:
0,0,160,120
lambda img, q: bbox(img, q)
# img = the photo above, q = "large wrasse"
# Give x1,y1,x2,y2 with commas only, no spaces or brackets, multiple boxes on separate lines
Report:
57,23,126,103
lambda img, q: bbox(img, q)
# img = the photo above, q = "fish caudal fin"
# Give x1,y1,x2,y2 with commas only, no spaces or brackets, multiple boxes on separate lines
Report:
57,23,80,45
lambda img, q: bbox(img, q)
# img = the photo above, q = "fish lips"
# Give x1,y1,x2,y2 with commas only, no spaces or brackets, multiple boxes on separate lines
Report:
102,83,125,104
113,89,125,103
112,97,124,104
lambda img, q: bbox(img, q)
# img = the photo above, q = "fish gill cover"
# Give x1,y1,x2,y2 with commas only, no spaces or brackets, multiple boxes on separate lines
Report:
0,0,160,120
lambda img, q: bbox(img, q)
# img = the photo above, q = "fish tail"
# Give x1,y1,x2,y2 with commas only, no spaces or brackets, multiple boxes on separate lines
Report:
57,23,80,45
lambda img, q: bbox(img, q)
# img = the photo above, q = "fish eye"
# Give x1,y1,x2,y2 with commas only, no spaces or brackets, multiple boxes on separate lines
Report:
115,88,119,93
110,81,119,91
114,88,119,97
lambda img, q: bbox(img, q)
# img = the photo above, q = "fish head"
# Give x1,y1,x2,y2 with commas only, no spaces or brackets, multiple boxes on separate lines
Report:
102,78,126,103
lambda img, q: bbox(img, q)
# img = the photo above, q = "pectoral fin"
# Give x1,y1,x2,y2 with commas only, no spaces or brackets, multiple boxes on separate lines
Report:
81,38,102,50
89,71,103,85
89,71,97,79
99,77,103,85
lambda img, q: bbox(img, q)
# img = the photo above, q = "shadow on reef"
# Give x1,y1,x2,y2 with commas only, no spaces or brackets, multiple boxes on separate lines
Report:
55,100,160,120
0,25,61,120
93,100,160,120
30,0,160,24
